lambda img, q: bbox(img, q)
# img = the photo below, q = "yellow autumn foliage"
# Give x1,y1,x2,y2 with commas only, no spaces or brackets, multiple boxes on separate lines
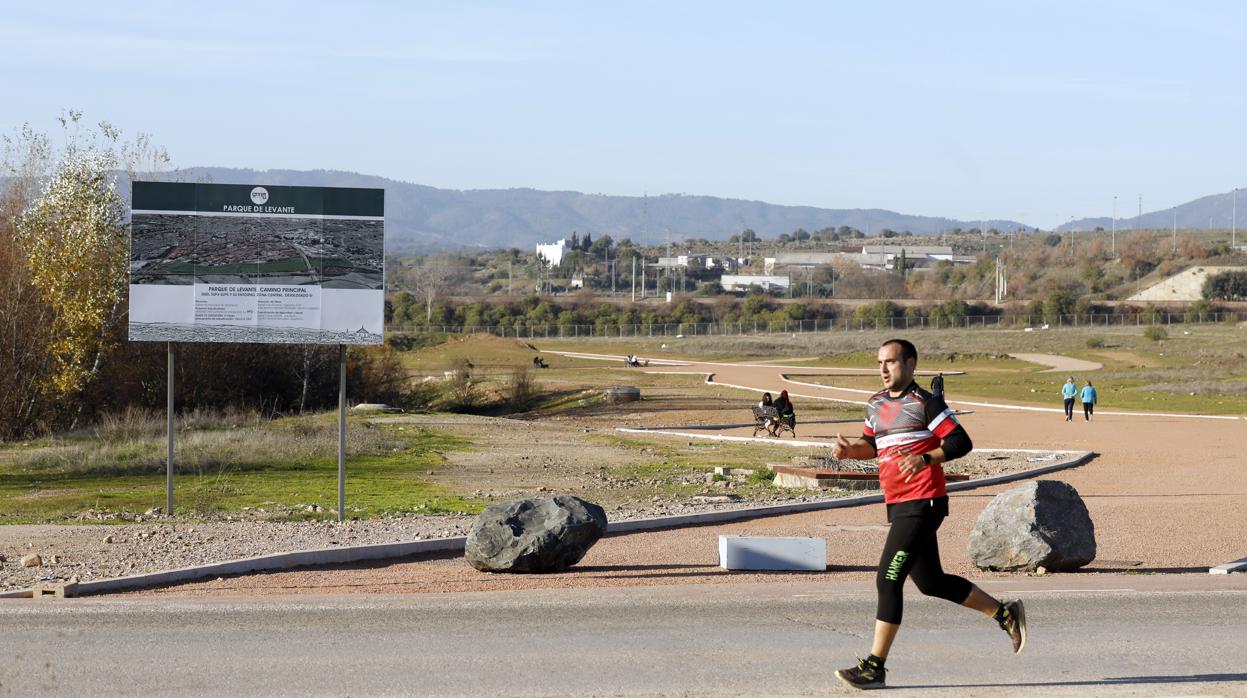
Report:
15,151,127,396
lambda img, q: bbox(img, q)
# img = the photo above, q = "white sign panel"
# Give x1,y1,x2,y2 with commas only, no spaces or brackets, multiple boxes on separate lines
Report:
128,182,384,344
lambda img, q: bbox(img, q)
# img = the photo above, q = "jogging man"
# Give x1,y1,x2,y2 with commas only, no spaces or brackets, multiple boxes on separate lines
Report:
1081,380,1098,421
1062,376,1077,421
832,339,1026,690
930,372,945,398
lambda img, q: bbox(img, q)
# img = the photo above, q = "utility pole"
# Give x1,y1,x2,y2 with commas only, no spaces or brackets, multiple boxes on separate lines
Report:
631,255,636,302
642,192,648,247
1234,188,1239,248
1172,208,1178,252
1112,195,1117,256
995,256,1005,304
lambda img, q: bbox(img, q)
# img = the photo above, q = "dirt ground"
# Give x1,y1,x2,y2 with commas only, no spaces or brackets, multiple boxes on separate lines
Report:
132,350,1247,598
0,385,1052,592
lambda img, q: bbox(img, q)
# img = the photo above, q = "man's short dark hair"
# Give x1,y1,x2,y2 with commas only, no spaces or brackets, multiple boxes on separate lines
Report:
881,338,918,364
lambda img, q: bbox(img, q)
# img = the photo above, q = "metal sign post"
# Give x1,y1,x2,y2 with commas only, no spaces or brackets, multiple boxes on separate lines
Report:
167,342,175,515
338,344,347,523
129,182,384,524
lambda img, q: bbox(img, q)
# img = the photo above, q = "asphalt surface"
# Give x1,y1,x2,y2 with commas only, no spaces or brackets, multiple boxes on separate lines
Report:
4,577,1246,697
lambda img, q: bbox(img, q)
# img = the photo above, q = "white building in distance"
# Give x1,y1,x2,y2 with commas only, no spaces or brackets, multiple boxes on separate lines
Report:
535,239,568,267
721,274,791,293
653,254,716,270
860,244,954,262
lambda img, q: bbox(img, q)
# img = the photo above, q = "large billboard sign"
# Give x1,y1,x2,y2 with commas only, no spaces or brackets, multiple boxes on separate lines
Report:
128,182,384,344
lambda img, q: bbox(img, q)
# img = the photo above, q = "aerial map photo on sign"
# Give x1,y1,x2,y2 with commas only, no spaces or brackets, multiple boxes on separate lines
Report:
128,181,384,344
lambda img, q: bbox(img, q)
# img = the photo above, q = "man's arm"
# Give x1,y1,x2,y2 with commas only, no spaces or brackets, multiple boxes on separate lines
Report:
832,432,877,461
896,397,973,481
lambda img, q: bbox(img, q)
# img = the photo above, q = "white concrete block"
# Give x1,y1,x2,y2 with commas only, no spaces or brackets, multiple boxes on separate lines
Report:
1209,556,1247,574
718,535,826,571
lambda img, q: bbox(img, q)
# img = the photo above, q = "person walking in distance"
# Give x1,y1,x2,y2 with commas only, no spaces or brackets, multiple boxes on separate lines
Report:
1081,379,1098,421
1062,376,1077,421
832,339,1026,690
930,371,945,398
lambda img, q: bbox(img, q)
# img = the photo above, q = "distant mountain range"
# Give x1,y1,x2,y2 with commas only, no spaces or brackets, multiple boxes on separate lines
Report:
163,168,1243,251
168,168,1023,252
1058,189,1246,233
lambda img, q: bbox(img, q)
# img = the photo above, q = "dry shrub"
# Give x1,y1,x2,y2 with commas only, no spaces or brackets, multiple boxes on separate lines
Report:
506,365,540,412
441,358,480,412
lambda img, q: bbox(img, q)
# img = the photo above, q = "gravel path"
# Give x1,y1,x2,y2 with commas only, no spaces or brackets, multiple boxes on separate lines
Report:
1009,352,1104,372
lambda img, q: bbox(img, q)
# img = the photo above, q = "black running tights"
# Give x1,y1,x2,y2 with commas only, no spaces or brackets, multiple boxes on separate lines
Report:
876,513,973,624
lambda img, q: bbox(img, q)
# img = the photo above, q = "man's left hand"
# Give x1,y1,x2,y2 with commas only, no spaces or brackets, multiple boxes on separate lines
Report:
898,454,927,482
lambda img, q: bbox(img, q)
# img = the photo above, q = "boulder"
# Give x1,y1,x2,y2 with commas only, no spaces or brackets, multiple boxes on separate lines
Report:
466,496,608,573
603,386,641,404
968,480,1096,572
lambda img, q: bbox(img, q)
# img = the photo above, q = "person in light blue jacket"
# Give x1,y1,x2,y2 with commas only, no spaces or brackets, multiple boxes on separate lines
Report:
1080,380,1098,421
1061,377,1077,421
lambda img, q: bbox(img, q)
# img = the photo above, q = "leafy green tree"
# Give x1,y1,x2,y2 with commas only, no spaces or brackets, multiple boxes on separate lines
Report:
1041,290,1077,324
1203,271,1247,301
853,300,900,327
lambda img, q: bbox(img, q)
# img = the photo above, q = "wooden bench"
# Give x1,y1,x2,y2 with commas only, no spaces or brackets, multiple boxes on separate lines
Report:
751,405,795,438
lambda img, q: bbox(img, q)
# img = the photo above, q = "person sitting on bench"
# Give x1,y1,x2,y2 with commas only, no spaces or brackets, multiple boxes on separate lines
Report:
758,392,776,434
772,389,796,433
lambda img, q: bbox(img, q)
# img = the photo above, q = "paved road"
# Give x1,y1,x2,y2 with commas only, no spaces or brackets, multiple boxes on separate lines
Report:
4,580,1246,697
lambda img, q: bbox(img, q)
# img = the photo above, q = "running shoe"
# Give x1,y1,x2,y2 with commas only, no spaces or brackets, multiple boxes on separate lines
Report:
998,599,1027,653
835,658,886,690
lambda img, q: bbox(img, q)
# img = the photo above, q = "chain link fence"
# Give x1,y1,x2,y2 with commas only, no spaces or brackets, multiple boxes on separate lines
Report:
386,310,1246,339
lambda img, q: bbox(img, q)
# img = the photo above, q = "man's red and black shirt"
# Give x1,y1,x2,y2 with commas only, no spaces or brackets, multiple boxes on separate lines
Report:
861,381,972,504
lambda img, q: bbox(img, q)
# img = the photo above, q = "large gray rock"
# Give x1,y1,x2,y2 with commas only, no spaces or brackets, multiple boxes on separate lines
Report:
466,496,608,573
968,480,1096,572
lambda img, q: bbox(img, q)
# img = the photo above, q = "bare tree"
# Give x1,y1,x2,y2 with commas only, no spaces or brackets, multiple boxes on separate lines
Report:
406,254,463,322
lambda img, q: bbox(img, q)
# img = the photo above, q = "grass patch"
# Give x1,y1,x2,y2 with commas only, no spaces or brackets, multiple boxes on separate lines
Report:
0,411,481,523
746,467,776,485
792,344,1247,414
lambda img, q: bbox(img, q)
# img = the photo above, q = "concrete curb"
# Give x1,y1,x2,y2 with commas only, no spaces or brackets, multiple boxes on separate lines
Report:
616,426,1083,458
0,448,1095,599
0,537,467,599
1209,557,1247,575
604,449,1093,535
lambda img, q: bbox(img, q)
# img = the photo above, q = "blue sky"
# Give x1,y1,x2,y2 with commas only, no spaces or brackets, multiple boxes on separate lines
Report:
2,1,1242,228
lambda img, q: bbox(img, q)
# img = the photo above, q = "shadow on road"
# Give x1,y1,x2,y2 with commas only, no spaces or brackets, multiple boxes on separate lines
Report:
906,673,1247,690
569,562,877,579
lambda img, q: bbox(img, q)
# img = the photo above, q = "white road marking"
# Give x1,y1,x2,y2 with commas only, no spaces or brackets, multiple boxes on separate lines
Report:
551,351,1246,421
